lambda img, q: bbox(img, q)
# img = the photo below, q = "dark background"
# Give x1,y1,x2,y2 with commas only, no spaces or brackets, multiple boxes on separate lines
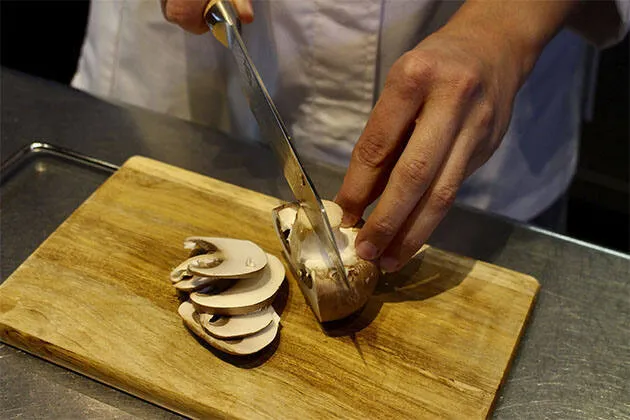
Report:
1,0,629,252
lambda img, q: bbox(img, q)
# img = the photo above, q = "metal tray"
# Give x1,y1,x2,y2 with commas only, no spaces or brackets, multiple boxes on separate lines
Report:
0,143,182,419
1,143,118,280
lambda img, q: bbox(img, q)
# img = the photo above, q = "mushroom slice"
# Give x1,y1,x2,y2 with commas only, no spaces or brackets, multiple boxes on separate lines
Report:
170,256,200,284
190,253,285,315
184,237,268,279
198,306,276,339
272,200,380,322
174,276,233,293
178,301,279,356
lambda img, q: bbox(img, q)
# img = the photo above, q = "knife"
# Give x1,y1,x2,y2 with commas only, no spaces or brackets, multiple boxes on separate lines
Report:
203,0,351,290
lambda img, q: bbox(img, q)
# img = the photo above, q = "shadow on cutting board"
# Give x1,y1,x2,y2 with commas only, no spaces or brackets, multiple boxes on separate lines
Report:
188,329,282,369
320,250,473,338
186,250,473,366
374,252,472,302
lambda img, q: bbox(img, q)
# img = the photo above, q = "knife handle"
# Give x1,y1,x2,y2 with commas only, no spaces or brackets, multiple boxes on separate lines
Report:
204,0,241,48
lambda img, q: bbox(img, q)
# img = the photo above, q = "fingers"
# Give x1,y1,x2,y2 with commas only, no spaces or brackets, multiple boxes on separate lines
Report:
381,137,470,272
335,93,414,228
377,95,497,271
233,0,254,24
162,0,208,34
163,0,254,34
378,131,475,272
353,97,464,261
335,52,429,227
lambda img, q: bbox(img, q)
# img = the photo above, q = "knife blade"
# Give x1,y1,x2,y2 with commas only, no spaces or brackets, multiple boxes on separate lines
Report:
204,0,350,290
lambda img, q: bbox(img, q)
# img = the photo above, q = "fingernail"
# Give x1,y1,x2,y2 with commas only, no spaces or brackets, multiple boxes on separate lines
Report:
341,213,358,228
356,241,379,260
380,257,399,273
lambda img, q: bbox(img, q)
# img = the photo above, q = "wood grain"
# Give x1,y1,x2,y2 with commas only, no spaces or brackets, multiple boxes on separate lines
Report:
0,156,539,419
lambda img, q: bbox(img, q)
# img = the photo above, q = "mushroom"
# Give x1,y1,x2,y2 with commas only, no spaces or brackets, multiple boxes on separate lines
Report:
178,301,280,356
273,200,380,322
190,253,285,315
170,237,268,284
170,236,285,356
198,305,276,339
185,237,268,279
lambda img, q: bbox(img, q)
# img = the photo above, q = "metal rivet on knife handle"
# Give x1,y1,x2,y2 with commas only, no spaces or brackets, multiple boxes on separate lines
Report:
204,0,241,48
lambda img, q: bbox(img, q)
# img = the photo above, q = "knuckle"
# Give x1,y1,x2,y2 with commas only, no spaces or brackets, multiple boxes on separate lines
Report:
395,157,431,187
352,134,390,169
431,184,458,210
371,217,399,239
388,52,434,95
399,238,424,259
454,65,483,100
471,101,498,155
335,189,363,215
477,101,495,128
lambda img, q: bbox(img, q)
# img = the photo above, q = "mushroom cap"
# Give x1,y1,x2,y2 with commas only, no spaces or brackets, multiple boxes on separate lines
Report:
178,301,279,355
198,306,276,339
308,255,380,321
190,253,285,315
184,237,268,279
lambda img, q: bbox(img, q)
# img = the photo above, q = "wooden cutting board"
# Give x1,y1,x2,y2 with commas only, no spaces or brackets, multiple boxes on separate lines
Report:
0,156,539,419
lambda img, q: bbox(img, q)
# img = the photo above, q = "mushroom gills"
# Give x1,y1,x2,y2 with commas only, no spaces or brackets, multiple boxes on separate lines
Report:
178,301,279,356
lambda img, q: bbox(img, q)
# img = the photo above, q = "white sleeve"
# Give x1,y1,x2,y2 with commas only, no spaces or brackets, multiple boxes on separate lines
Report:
615,0,630,41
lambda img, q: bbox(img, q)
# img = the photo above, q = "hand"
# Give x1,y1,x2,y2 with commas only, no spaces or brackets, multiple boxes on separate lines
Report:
161,0,254,34
335,1,578,272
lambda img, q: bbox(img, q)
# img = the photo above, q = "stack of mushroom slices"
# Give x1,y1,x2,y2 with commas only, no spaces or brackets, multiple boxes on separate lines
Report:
170,237,285,356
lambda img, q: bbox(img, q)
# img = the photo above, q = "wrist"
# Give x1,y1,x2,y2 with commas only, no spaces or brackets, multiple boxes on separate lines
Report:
440,0,580,85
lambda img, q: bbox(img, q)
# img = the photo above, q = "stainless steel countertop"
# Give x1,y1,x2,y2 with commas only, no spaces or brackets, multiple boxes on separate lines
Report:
1,69,629,419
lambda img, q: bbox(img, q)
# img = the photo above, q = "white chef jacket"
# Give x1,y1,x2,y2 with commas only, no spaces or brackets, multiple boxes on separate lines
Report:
72,0,630,221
